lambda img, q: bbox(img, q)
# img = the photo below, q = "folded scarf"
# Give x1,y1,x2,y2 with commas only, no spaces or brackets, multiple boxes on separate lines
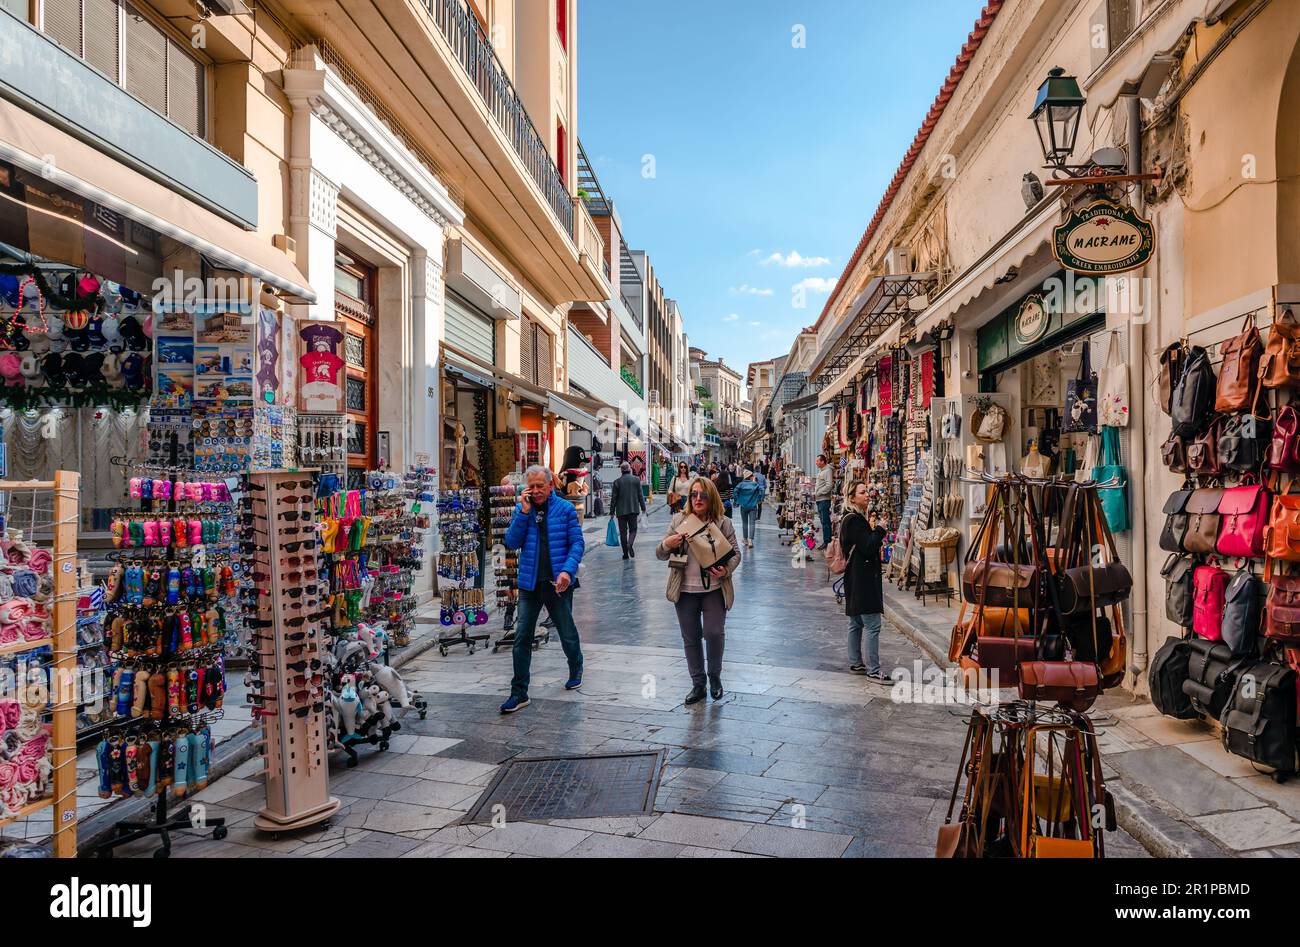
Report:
27,549,51,575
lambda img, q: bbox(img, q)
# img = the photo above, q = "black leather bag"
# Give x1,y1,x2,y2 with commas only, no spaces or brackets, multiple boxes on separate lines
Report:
1161,553,1196,628
1170,345,1217,439
1061,612,1114,664
1220,661,1297,773
1182,638,1246,718
1159,489,1193,553
1221,570,1264,657
1149,635,1197,720
1219,414,1270,473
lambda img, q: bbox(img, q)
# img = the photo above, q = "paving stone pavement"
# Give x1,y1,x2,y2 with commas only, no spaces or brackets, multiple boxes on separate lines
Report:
111,502,1149,858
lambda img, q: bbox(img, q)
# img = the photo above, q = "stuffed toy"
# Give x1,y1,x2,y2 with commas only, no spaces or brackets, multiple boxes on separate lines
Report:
360,684,381,725
373,688,396,730
370,663,415,709
337,676,361,740
0,353,24,386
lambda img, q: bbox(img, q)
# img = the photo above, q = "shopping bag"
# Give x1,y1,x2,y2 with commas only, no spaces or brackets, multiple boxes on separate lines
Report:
605,517,620,547
1091,425,1130,532
1099,331,1130,427
1064,340,1098,433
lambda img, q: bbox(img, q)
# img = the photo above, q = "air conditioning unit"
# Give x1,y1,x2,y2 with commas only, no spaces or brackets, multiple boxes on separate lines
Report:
648,389,660,406
884,246,912,276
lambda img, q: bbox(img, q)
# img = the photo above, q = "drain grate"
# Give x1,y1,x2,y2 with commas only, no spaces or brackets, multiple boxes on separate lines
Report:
462,751,665,824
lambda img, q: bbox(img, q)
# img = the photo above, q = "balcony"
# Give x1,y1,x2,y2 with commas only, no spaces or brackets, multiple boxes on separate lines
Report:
278,0,607,303
566,324,628,410
575,200,611,300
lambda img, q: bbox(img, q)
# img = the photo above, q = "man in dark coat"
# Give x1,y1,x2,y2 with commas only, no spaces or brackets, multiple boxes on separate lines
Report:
840,493,889,680
611,461,647,559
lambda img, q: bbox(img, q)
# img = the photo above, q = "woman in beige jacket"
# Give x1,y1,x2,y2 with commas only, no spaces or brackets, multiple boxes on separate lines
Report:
657,476,741,704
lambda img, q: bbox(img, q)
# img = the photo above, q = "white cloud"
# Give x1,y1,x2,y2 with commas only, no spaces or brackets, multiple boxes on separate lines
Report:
723,313,740,322
761,250,832,268
749,321,762,326
794,277,838,294
730,284,774,297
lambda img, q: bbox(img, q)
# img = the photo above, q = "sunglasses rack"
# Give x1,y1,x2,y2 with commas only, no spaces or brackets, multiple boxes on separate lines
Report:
0,473,79,858
244,470,338,835
91,463,242,857
488,484,519,632
434,488,491,657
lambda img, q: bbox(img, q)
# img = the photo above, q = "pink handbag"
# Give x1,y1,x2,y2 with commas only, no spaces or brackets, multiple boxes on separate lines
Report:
1216,482,1270,559
1192,565,1229,641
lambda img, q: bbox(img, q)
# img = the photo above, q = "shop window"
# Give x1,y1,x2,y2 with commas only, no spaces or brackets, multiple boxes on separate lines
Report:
518,317,554,388
335,257,377,475
40,0,207,138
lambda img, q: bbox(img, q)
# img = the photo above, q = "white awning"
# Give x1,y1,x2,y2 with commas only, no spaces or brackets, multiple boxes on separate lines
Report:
0,102,316,301
914,201,1059,336
1083,0,1207,124
548,393,601,432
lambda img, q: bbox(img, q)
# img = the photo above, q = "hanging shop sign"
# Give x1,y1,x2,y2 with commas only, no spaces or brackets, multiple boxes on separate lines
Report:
1052,199,1155,275
1013,293,1050,346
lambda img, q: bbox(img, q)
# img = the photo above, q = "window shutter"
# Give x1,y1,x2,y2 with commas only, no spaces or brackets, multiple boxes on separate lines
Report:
520,316,535,385
536,324,553,389
42,0,82,56
83,0,120,80
166,39,204,135
124,3,167,116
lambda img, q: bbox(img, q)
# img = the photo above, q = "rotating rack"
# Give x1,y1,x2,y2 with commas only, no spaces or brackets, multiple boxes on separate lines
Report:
0,473,79,858
435,488,490,656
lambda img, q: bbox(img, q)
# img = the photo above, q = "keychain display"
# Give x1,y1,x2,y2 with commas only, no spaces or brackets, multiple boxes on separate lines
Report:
436,485,490,656
93,723,214,801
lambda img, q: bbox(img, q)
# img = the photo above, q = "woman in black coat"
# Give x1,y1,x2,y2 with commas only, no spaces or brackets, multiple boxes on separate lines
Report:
840,479,889,680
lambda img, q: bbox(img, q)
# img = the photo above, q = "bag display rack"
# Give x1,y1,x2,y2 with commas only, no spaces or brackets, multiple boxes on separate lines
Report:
243,470,338,836
0,473,79,858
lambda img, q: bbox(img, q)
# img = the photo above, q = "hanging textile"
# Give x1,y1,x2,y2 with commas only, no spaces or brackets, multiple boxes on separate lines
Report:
879,356,893,416
921,350,934,408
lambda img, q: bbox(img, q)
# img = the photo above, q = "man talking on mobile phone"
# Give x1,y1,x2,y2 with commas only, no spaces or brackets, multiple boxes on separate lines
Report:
499,465,586,714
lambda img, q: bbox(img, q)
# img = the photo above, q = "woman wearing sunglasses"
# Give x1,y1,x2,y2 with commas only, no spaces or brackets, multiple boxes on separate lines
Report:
657,476,741,705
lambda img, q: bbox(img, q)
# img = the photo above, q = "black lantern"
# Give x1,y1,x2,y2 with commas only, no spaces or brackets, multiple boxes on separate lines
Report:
1029,67,1085,170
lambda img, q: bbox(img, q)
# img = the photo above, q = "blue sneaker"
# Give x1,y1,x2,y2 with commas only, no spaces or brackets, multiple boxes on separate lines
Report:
564,673,583,691
499,695,530,714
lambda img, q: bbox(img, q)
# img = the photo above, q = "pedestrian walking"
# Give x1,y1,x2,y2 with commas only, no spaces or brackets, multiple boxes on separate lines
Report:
754,467,767,521
713,463,735,518
499,465,585,713
668,461,692,514
733,469,763,548
840,478,890,681
657,476,741,704
611,461,646,559
814,453,835,549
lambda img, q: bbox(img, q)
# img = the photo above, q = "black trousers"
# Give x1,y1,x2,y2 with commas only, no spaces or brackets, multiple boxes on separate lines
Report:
617,513,639,555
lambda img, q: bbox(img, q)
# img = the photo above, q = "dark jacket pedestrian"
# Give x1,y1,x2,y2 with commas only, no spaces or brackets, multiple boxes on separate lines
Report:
611,463,646,559
840,478,889,680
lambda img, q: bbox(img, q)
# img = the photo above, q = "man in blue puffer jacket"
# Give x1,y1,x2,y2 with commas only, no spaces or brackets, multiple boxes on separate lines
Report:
499,465,586,714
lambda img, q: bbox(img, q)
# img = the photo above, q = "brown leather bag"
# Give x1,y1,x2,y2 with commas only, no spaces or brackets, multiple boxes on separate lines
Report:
962,560,1038,608
1264,566,1300,643
1265,490,1300,562
1186,417,1224,477
1259,307,1300,390
1182,488,1224,554
973,637,1037,686
1017,661,1101,711
1161,431,1189,473
1216,312,1263,412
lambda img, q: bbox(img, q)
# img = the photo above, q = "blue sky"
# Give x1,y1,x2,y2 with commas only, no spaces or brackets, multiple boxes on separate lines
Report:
578,0,988,394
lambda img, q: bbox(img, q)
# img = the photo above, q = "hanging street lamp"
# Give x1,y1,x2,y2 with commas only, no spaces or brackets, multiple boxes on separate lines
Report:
1030,67,1085,171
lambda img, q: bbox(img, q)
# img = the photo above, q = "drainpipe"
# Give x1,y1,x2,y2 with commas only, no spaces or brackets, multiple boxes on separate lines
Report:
1127,93,1151,680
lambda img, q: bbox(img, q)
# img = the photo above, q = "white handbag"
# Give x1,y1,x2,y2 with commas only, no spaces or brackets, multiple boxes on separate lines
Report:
1099,331,1130,428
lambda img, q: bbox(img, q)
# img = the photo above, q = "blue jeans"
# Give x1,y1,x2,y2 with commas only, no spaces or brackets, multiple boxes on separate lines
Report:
740,506,758,540
848,613,882,673
817,499,832,548
511,585,583,698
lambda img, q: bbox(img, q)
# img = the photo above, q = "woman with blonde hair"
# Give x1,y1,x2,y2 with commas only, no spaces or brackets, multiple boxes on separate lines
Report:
839,478,889,680
657,476,741,704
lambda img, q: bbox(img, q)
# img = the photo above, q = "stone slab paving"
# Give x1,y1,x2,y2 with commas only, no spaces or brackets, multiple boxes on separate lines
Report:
107,502,1149,858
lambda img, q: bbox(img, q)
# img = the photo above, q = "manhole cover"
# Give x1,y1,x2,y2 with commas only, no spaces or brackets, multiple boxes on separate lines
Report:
462,751,665,824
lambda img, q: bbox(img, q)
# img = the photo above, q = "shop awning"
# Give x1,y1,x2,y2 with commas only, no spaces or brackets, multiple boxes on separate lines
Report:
817,351,868,406
442,348,497,389
914,201,1058,337
548,393,602,432
809,272,935,386
493,370,549,408
783,391,819,413
1083,0,1202,124
0,103,316,301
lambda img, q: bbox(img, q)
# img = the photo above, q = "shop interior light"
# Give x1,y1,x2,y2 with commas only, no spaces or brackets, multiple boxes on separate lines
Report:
1029,67,1085,171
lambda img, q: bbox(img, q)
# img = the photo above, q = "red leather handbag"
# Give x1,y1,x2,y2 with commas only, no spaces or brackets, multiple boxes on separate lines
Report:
1192,565,1229,641
1216,481,1270,559
1269,404,1300,472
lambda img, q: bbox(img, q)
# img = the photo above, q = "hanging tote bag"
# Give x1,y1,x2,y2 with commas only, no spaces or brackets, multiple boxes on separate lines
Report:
1091,425,1129,533
1099,331,1130,427
1064,340,1098,433
605,516,620,547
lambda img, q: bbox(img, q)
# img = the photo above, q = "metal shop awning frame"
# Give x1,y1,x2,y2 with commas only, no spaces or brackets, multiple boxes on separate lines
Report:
810,273,935,390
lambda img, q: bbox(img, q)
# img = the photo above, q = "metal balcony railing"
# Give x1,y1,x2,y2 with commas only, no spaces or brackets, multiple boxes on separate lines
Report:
423,0,574,239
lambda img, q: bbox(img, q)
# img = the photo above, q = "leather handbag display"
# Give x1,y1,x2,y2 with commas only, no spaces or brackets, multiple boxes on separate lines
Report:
1264,491,1300,562
1258,307,1300,390
1063,341,1097,434
973,607,1033,637
1149,634,1198,719
1181,488,1224,555
1170,346,1216,439
1186,416,1224,477
1192,564,1229,641
1160,431,1189,473
962,559,1038,608
1219,413,1268,472
1159,341,1189,416
1215,481,1269,559
1264,568,1300,643
1216,312,1263,412
972,636,1037,686
1221,570,1264,656
1220,662,1297,774
1268,404,1300,472
1182,638,1245,718
1159,489,1193,553
1017,661,1100,712
1161,553,1196,628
